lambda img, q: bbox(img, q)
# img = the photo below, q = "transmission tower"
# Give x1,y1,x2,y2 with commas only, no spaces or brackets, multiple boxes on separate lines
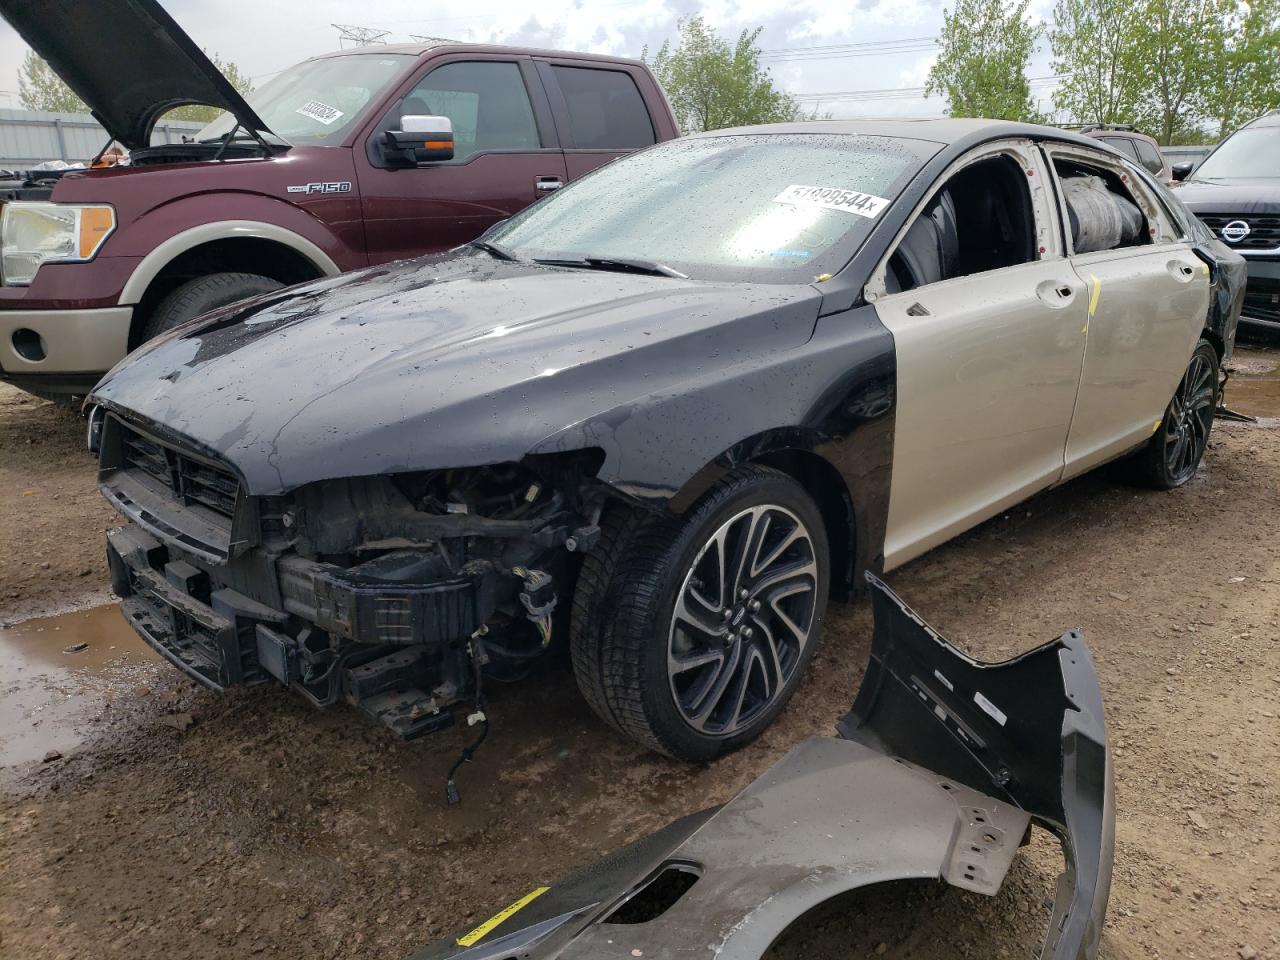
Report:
333,24,391,47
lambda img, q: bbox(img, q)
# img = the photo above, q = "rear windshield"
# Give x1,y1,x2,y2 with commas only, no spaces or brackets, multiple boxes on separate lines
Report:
1194,126,1280,179
488,134,934,284
198,53,415,146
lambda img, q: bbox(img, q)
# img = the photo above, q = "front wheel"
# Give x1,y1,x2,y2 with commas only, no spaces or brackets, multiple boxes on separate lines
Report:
1126,339,1219,489
139,272,284,343
571,466,829,761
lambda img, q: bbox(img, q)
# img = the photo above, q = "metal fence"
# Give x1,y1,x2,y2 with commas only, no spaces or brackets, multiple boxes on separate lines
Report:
0,108,205,168
1162,145,1214,165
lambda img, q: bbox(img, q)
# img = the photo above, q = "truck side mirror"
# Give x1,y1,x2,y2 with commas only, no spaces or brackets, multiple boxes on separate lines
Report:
1170,160,1194,181
384,115,454,165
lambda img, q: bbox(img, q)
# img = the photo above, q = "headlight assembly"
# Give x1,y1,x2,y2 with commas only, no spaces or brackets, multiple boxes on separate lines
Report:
0,201,116,286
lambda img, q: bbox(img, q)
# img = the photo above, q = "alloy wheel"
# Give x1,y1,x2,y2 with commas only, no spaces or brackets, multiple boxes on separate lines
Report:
1163,352,1215,484
667,504,819,737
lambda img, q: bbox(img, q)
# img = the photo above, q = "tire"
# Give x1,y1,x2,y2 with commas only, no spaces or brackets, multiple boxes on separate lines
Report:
571,465,830,761
1125,339,1219,489
139,272,284,343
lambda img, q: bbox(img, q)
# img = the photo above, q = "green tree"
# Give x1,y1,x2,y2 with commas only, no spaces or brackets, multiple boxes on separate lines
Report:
17,50,87,112
1206,0,1280,135
926,0,1043,121
1130,0,1233,144
1049,0,1144,125
647,17,804,133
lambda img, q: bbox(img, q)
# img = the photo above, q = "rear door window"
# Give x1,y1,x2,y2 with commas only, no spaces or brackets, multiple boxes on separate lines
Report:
1133,139,1165,175
404,61,541,161
550,66,655,149
1099,137,1139,162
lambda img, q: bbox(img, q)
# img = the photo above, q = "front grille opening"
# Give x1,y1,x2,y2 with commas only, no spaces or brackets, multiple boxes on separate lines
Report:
116,421,240,522
603,863,701,924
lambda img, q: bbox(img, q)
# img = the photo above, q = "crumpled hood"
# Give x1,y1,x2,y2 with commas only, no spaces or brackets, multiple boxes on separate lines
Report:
0,0,270,150
91,253,821,494
1171,178,1280,215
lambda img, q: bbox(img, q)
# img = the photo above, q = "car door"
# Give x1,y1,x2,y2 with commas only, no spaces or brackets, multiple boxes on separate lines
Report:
1042,144,1213,478
866,140,1089,570
535,59,659,179
355,56,568,264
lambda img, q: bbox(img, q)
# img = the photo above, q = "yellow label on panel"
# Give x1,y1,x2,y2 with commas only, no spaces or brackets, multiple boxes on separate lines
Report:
456,886,550,947
1088,274,1102,317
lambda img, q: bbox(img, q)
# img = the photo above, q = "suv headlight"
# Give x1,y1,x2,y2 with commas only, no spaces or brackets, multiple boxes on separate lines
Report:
0,201,115,286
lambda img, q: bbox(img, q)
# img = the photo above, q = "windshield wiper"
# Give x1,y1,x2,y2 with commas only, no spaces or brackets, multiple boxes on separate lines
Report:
533,255,688,279
470,239,521,262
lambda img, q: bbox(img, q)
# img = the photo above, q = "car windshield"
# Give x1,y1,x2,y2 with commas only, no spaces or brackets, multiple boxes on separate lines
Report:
1193,126,1280,179
197,53,415,146
487,134,934,284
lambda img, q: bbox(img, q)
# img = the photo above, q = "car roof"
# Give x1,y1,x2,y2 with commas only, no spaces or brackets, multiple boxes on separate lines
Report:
683,118,1112,151
309,41,647,69
1246,110,1280,129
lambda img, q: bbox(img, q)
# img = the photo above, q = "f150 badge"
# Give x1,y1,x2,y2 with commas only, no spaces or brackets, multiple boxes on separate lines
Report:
286,181,352,195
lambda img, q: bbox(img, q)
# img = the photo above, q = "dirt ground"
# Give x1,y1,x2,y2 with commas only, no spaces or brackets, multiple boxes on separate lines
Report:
2,348,1278,960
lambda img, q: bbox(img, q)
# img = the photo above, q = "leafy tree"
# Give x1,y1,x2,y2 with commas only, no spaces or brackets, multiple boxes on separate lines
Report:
1130,0,1233,144
647,17,804,133
1206,0,1280,135
17,50,87,112
926,0,1043,121
1049,0,1144,125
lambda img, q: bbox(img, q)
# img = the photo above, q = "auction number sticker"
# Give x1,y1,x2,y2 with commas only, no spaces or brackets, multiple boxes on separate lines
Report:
774,184,890,219
295,99,345,125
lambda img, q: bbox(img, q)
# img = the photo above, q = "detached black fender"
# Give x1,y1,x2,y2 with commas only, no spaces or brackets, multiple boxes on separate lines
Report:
406,575,1114,960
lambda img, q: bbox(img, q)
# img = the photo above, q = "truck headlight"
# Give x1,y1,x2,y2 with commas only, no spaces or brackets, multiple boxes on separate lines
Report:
1,202,115,286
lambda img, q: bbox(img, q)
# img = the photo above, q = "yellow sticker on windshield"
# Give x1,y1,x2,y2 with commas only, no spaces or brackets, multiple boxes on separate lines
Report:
774,184,890,219
456,887,550,947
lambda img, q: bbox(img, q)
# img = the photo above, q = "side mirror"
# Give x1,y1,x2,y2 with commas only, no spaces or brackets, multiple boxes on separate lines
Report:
1171,160,1194,182
383,114,454,165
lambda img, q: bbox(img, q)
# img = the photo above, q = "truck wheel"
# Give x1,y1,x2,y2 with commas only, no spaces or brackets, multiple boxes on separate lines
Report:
139,272,284,343
571,465,829,761
1124,339,1219,489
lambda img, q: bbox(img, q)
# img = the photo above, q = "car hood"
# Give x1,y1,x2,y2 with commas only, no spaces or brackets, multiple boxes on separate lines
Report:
90,254,822,495
0,0,270,150
1171,177,1280,215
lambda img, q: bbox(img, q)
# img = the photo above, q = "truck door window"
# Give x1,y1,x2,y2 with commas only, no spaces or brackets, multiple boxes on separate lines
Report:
885,154,1037,293
550,66,655,149
404,61,540,161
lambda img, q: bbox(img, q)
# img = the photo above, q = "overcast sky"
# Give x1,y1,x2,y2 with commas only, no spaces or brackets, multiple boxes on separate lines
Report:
0,0,1061,119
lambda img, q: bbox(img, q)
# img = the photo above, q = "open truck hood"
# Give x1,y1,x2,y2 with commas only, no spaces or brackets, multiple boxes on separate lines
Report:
0,0,271,150
408,574,1114,960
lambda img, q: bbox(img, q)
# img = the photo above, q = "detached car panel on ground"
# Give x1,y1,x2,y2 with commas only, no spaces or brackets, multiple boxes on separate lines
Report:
408,576,1114,960
89,118,1243,758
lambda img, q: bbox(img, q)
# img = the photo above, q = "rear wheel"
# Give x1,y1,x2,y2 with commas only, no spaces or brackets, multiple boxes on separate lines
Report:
571,466,829,761
1126,339,1218,489
139,272,284,343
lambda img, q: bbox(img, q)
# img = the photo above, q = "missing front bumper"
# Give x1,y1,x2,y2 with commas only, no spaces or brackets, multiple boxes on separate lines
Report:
407,574,1114,960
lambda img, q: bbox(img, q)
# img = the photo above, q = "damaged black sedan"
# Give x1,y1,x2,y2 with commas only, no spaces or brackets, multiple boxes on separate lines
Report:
88,119,1244,760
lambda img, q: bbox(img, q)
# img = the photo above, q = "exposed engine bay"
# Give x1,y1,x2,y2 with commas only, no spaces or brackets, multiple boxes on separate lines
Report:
99,410,608,750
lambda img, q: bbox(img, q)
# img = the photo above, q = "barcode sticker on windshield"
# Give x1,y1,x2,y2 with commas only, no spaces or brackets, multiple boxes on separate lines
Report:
296,100,345,125
774,184,890,219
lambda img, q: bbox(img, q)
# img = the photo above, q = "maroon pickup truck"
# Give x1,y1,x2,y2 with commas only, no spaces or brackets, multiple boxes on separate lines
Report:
0,0,677,400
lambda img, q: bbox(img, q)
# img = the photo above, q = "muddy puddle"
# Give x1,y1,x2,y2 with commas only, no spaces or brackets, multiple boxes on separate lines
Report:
1226,346,1280,422
0,603,158,769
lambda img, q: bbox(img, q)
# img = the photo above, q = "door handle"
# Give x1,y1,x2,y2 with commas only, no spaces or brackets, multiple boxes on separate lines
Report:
1167,260,1197,282
1056,285,1074,299
536,177,563,193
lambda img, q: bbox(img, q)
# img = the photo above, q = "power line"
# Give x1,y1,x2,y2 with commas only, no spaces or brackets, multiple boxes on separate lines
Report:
792,76,1062,104
761,37,940,62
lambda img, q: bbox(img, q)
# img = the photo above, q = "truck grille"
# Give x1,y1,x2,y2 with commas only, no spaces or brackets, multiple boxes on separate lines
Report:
119,424,239,520
1196,213,1280,252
